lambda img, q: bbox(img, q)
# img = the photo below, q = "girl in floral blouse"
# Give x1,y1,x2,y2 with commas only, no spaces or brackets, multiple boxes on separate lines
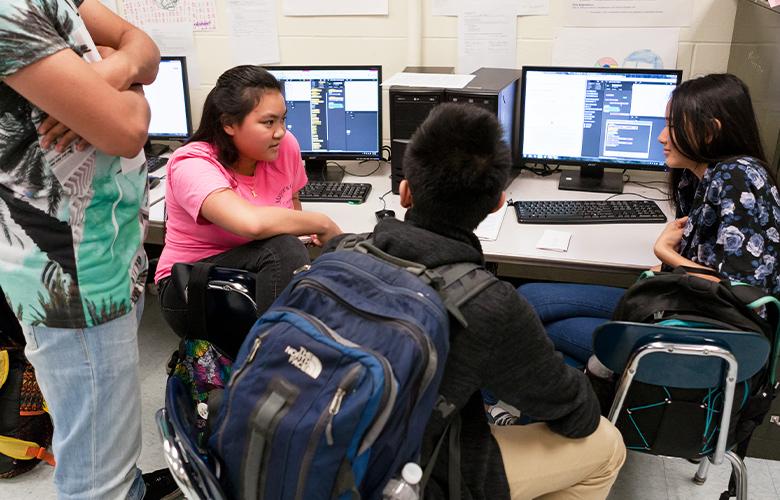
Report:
517,73,780,367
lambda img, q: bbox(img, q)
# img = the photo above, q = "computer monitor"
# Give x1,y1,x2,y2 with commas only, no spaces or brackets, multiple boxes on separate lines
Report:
265,65,382,182
519,66,682,193
143,56,192,156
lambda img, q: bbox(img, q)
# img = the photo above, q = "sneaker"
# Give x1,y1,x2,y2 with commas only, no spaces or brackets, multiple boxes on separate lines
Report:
142,468,181,500
486,404,519,426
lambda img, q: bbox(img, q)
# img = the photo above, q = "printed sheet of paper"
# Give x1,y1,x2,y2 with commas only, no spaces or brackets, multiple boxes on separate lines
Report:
553,27,679,70
122,0,217,32
227,0,280,65
142,22,199,85
283,0,388,16
433,0,548,17
457,4,517,74
475,206,508,241
381,72,475,89
536,230,572,252
563,0,692,27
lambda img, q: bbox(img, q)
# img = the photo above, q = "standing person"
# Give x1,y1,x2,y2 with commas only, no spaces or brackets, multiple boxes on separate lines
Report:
0,1,177,498
154,65,341,337
518,73,780,367
325,103,626,500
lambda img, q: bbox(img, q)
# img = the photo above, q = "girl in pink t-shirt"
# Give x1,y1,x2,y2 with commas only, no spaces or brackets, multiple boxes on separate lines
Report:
156,65,341,337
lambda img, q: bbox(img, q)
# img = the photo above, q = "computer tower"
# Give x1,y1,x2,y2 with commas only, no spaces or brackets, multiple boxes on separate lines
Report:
389,67,522,193
445,67,523,168
389,85,448,193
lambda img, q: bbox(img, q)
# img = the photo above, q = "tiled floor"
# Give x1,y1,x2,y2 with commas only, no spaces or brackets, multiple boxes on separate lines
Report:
4,292,780,499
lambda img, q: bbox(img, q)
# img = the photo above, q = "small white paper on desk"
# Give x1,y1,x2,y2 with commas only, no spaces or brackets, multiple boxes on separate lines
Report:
536,230,572,252
475,206,507,241
381,73,474,89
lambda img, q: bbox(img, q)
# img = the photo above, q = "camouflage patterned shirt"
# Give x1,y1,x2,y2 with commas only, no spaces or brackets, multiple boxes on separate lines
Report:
0,0,148,328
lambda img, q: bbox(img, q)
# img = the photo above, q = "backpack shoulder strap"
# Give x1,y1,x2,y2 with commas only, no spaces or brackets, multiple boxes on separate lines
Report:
432,262,498,328
336,235,498,327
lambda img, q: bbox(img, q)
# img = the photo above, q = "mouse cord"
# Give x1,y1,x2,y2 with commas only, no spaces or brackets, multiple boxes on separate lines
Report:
378,189,392,210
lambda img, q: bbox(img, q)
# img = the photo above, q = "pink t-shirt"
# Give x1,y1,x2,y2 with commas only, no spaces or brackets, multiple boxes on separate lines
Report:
154,133,307,282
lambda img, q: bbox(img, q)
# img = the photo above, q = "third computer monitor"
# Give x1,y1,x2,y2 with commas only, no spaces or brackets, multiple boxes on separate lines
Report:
519,66,682,193
265,65,382,182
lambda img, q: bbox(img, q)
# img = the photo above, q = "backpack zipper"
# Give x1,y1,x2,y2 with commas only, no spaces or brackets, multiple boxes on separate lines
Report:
294,364,364,500
296,277,439,416
217,333,268,453
280,307,398,457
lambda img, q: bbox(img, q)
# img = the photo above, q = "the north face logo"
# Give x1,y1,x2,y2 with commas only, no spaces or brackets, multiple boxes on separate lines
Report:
284,345,322,379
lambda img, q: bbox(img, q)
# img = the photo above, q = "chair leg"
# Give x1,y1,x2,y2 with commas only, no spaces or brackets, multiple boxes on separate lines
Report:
693,458,710,485
724,450,748,500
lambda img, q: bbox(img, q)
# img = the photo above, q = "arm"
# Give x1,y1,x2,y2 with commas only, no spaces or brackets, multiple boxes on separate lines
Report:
3,0,157,157
79,0,160,88
653,216,719,280
200,188,342,244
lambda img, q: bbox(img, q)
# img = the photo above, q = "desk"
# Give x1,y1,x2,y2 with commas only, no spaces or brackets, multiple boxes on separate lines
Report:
147,162,674,287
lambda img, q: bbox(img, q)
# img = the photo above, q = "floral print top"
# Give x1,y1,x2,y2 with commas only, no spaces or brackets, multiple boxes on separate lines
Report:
676,156,780,295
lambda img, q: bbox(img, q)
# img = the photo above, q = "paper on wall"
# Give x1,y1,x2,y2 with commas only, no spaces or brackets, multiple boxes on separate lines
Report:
283,0,388,16
433,0,548,17
227,0,280,66
99,0,117,12
553,27,680,70
457,4,517,74
141,22,199,86
121,0,217,32
563,0,692,27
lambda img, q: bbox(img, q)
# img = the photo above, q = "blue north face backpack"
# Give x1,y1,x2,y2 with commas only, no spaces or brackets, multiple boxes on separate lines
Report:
208,236,496,500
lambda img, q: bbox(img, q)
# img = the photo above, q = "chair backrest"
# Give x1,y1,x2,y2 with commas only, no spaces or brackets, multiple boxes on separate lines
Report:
171,262,258,359
593,321,771,463
593,322,770,388
156,376,227,500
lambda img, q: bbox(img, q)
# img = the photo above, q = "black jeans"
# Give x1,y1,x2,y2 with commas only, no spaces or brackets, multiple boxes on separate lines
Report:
157,234,310,338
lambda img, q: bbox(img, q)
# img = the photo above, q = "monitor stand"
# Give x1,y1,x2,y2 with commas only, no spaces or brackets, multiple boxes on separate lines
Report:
558,165,624,194
305,159,344,183
144,139,170,158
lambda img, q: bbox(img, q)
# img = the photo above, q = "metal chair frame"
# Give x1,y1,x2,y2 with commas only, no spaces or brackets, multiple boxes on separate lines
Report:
596,322,771,500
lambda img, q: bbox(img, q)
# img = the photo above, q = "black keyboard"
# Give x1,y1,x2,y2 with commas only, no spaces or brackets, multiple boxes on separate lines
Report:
298,181,372,203
145,155,168,173
513,200,667,224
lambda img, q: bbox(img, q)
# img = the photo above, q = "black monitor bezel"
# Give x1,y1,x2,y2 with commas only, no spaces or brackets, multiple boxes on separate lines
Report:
146,56,193,142
518,65,683,174
264,64,383,163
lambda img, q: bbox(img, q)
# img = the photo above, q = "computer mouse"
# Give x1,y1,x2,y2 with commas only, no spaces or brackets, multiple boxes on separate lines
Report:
148,176,161,189
375,209,396,222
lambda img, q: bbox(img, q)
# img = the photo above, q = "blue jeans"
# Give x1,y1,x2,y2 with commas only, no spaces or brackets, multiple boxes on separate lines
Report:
21,297,146,500
517,283,625,365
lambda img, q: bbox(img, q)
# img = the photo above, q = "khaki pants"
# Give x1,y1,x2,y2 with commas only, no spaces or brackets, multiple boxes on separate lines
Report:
492,416,626,500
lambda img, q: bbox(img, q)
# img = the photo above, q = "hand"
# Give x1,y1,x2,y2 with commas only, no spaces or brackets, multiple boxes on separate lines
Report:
649,264,663,272
311,217,342,246
653,216,688,265
38,116,90,153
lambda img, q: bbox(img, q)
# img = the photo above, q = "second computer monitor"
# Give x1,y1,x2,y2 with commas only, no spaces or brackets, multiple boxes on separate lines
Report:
266,65,382,182
144,56,192,156
519,66,682,193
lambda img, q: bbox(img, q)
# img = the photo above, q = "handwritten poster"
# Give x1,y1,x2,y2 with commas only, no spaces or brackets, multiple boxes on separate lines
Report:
122,0,217,32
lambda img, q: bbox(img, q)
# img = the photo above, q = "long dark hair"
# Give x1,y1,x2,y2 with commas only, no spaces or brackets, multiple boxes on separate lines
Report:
666,73,772,209
188,65,283,168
